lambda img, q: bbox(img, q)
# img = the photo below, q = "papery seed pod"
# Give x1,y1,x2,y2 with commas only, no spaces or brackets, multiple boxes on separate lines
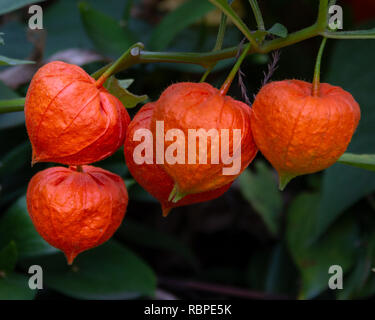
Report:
124,103,231,216
251,80,361,189
25,61,131,165
150,82,258,198
26,165,128,264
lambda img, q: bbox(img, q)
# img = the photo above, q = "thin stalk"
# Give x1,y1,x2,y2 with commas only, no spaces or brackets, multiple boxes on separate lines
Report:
199,66,213,83
322,30,375,39
208,0,259,49
312,37,328,97
76,165,83,172
94,42,144,85
213,13,228,51
0,98,26,113
316,0,329,30
220,42,251,96
248,0,265,31
200,13,228,82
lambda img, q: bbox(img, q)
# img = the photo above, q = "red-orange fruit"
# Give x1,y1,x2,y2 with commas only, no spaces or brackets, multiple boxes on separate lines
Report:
124,103,231,216
25,61,131,165
251,80,361,189
150,82,258,197
26,165,128,264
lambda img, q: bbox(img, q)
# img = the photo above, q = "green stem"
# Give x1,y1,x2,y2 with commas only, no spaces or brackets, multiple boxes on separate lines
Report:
91,1,333,80
94,42,144,85
93,23,325,80
214,13,228,51
200,12,228,82
322,30,375,39
317,0,329,30
208,0,259,49
220,42,251,95
0,98,25,113
312,37,328,97
248,0,265,31
200,66,213,83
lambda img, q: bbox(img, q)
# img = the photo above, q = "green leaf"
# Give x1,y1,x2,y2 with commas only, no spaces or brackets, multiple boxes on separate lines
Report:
149,0,214,51
246,244,298,296
239,161,282,236
0,242,17,274
0,196,58,259
0,242,33,300
246,249,272,291
264,244,298,295
0,0,45,15
268,23,288,38
117,219,198,267
0,273,35,300
286,193,359,299
21,240,156,299
338,153,375,172
117,79,134,89
314,33,375,240
104,77,148,109
337,234,375,300
354,260,375,298
78,1,136,57
0,55,34,66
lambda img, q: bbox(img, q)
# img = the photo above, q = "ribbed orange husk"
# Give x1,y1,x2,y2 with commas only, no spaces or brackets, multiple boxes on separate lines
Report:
26,165,128,264
124,103,231,216
150,82,258,196
251,80,361,182
25,61,131,165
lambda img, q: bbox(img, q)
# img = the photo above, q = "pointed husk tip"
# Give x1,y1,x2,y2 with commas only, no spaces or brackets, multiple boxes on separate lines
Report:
65,251,78,265
162,206,172,217
278,172,296,191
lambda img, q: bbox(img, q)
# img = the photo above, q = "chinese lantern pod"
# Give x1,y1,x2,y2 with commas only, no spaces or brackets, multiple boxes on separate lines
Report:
251,80,361,189
26,165,128,264
25,61,131,166
150,82,258,196
124,103,232,216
